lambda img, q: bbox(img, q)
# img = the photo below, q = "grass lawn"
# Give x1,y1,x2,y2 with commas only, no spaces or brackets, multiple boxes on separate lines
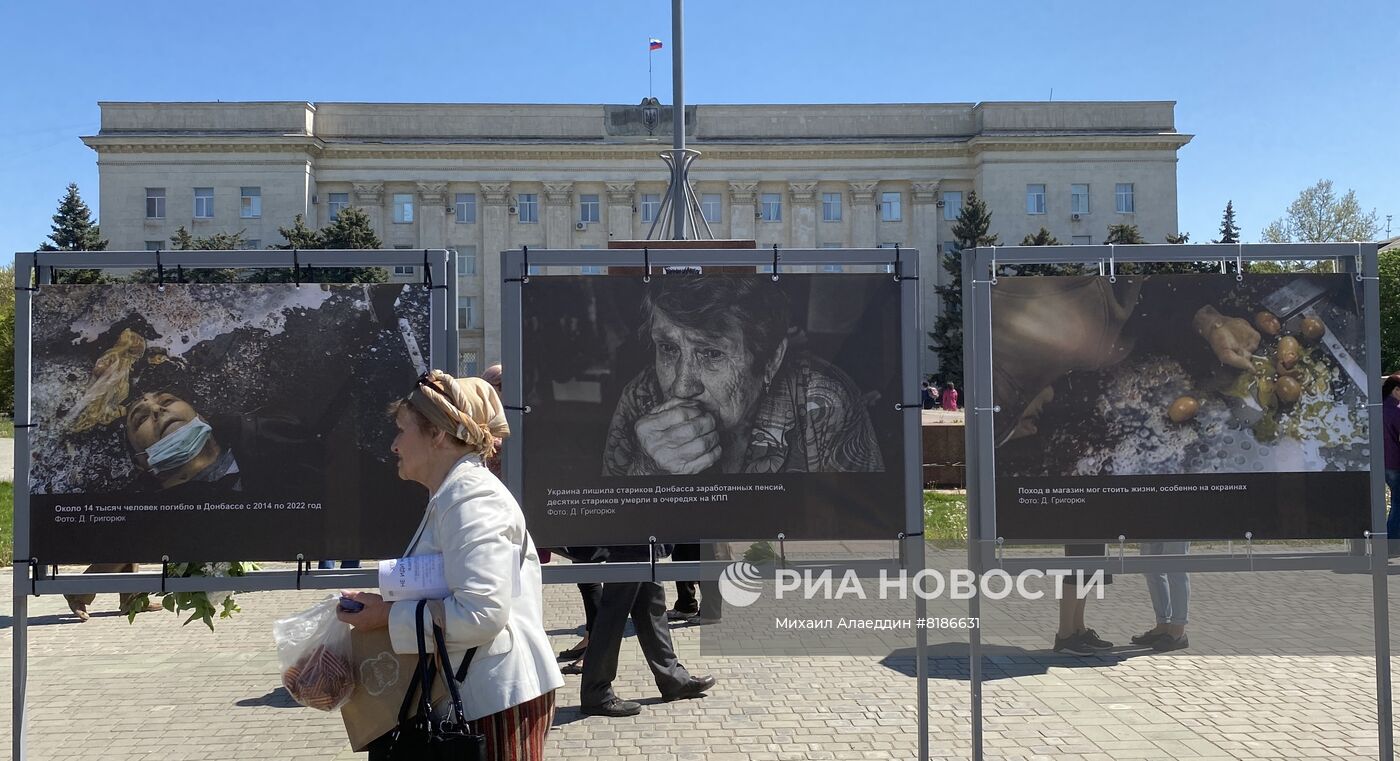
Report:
0,416,12,438
1,481,12,565
924,490,968,547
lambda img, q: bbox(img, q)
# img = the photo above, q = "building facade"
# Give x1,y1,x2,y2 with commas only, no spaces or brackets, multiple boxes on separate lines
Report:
83,101,1192,376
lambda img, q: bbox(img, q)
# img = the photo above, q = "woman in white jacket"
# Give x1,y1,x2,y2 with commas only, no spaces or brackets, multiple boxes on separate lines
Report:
339,371,564,760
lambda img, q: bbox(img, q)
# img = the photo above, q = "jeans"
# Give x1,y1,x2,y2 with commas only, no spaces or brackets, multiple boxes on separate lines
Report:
1140,541,1189,626
1386,470,1400,551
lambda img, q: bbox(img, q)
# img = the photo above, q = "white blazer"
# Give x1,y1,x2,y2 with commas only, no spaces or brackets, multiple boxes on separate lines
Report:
387,454,564,721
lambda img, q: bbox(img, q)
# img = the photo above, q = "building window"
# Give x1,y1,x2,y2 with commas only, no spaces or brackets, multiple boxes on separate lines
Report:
328,192,349,221
942,191,962,221
458,296,476,329
880,192,902,222
1116,183,1135,213
240,187,261,218
457,247,477,276
760,193,781,222
1071,184,1090,215
1026,184,1046,215
819,264,845,273
393,193,414,223
455,193,476,223
581,265,606,275
640,193,660,223
145,240,163,251
145,188,166,219
517,194,538,223
579,194,600,224
393,265,415,276
460,351,479,377
822,192,842,222
245,239,260,250
1072,235,1092,245
193,187,214,219
701,193,721,223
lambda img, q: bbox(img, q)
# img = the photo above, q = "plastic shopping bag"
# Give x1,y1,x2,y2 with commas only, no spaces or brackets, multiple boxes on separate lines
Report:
273,594,355,711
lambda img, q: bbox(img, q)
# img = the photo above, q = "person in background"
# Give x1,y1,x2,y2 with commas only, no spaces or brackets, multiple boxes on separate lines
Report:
1132,542,1190,651
1052,544,1114,656
1384,373,1400,556
921,381,937,410
940,382,960,411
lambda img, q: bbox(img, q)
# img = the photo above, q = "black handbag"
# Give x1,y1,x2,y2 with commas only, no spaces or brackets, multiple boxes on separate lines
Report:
382,600,488,760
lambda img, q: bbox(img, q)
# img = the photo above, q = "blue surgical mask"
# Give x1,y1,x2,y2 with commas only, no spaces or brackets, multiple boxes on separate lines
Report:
145,418,213,474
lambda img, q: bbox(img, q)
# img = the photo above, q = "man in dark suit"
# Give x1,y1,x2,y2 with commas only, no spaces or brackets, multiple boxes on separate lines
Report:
579,543,716,717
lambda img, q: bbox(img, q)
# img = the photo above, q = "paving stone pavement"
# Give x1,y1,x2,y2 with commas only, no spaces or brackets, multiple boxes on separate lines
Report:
4,554,1400,760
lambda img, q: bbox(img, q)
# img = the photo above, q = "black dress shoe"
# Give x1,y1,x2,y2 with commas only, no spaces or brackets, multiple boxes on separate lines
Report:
661,674,716,702
665,608,699,622
557,644,587,661
580,698,641,717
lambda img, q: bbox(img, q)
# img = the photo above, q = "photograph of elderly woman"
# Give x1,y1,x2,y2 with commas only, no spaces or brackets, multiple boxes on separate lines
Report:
27,283,431,563
520,272,904,545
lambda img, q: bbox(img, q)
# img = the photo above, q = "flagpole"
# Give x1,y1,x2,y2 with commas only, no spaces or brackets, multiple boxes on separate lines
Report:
649,46,653,100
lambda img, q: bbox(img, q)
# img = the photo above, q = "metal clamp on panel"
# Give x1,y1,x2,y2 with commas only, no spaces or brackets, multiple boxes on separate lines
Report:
1108,245,1117,284
995,537,1005,568
1236,244,1244,283
155,249,165,291
503,404,531,414
642,247,651,283
1356,242,1379,281
771,244,781,282
891,243,916,282
648,536,658,583
28,558,40,597
777,532,787,571
292,249,300,288
1117,535,1127,574
161,555,171,594
893,401,925,412
295,554,307,590
1244,531,1254,571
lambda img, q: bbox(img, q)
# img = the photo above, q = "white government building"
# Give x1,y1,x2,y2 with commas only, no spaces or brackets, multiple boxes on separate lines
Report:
83,100,1192,377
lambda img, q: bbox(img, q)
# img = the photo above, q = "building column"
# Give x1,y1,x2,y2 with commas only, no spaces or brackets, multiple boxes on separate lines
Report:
353,183,384,238
416,182,448,249
728,182,757,240
848,181,878,248
480,181,512,367
911,181,942,380
606,182,636,241
543,182,573,249
788,182,818,248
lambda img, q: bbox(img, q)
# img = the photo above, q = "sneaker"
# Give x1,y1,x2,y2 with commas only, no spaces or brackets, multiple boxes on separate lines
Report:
1052,632,1093,656
665,608,699,622
580,698,641,717
1152,634,1189,652
1079,628,1114,650
1130,629,1168,646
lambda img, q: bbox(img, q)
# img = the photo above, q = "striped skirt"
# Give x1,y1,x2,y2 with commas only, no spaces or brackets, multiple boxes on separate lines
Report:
366,689,556,760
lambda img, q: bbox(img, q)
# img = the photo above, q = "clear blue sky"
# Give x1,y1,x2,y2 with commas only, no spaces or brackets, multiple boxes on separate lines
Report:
2,0,1397,256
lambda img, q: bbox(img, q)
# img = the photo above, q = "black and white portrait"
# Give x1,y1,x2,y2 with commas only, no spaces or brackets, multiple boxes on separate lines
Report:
601,276,883,476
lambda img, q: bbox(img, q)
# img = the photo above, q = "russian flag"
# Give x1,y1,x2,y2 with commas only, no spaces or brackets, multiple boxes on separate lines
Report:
649,38,663,51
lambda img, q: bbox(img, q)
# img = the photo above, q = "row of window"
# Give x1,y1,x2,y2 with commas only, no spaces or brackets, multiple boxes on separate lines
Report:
144,187,974,226
1026,183,1135,215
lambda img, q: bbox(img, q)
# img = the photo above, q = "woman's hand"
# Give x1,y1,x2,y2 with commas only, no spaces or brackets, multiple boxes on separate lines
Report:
335,590,391,630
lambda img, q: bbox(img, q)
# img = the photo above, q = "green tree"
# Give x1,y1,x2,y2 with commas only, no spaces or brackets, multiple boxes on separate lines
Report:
1381,248,1400,373
268,208,387,283
0,265,14,413
1104,224,1145,244
1166,232,1190,244
931,191,998,388
1261,179,1380,243
1214,200,1240,243
38,183,107,284
1020,227,1060,246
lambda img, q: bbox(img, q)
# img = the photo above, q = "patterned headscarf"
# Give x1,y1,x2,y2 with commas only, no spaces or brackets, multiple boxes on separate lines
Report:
406,370,509,458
